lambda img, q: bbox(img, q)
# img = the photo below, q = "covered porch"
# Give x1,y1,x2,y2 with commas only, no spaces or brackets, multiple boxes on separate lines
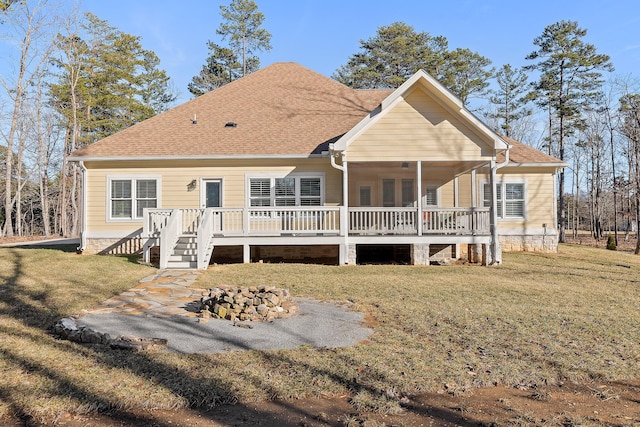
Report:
142,203,492,269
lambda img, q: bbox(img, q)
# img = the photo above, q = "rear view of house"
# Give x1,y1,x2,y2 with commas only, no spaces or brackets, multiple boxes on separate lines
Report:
69,62,565,269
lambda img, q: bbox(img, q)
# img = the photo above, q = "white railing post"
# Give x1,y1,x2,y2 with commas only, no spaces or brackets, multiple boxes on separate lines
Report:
159,209,181,269
197,208,215,270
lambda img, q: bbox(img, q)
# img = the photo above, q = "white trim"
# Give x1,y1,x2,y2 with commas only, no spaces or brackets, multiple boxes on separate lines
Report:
79,162,88,251
480,178,528,221
200,178,223,208
245,172,326,207
506,162,569,168
333,69,509,152
69,153,327,162
106,174,162,222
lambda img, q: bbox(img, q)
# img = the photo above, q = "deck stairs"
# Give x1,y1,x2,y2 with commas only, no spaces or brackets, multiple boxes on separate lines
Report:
166,235,215,269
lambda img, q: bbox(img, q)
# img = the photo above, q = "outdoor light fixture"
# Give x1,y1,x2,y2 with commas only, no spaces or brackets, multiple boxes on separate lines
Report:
187,179,197,191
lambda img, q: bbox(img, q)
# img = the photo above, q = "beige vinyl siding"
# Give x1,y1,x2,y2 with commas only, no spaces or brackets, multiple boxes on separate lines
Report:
457,173,473,207
85,158,340,233
477,168,557,232
346,88,494,162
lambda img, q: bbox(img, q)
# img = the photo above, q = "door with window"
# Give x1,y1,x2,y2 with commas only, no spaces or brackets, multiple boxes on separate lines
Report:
201,179,222,232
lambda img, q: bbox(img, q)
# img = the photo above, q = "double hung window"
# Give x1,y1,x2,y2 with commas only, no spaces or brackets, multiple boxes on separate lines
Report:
483,182,525,218
249,175,322,207
109,177,158,220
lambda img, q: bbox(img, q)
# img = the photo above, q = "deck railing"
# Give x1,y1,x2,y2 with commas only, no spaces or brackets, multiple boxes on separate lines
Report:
422,207,490,235
349,207,417,235
247,206,341,235
349,207,490,236
145,206,491,239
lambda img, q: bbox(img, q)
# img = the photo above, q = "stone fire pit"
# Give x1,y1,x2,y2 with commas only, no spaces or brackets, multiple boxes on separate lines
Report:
199,285,298,322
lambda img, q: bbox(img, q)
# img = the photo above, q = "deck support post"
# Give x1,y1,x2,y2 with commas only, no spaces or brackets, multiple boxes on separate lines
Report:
243,244,250,263
411,243,430,265
346,243,357,265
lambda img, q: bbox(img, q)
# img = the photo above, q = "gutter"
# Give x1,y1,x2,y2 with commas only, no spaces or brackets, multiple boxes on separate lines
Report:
490,144,510,265
78,161,87,253
328,143,344,171
329,143,349,264
67,153,329,162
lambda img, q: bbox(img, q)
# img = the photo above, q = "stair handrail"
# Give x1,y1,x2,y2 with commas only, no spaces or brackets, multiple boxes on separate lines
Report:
159,209,182,269
197,208,215,270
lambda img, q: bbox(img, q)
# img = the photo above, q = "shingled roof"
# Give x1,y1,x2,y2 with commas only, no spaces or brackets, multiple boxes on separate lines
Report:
70,62,393,159
499,136,565,165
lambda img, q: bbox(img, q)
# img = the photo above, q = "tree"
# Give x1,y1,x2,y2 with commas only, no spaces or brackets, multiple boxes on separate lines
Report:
188,42,242,96
0,0,16,12
526,20,613,243
618,92,640,254
50,12,176,236
487,64,531,137
216,0,271,78
333,22,449,89
333,22,492,105
439,47,493,105
0,0,56,237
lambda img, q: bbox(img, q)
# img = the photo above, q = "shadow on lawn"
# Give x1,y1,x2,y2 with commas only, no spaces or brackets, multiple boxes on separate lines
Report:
0,247,479,426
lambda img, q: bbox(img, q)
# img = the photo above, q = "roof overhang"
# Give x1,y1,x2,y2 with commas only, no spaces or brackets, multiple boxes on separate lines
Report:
68,153,329,162
333,69,509,153
505,162,569,169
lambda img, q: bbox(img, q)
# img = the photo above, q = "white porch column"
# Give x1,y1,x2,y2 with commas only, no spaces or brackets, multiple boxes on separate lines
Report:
489,160,501,264
341,155,350,264
417,160,423,236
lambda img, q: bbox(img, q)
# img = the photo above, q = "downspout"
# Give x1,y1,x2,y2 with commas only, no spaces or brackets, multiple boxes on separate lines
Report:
489,145,510,264
77,161,88,254
329,143,349,264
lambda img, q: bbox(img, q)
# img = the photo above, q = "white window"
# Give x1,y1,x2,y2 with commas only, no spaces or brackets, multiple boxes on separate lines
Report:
248,175,323,207
483,182,525,218
108,177,159,220
424,185,438,207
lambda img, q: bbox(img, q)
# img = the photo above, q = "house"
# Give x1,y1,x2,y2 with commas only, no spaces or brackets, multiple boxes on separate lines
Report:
68,62,566,269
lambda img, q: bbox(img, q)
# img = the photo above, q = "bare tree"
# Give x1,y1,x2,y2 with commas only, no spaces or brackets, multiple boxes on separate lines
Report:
619,90,640,254
0,0,56,236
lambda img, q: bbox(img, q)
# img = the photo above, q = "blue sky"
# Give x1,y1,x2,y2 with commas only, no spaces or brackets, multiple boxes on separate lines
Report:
56,1,640,103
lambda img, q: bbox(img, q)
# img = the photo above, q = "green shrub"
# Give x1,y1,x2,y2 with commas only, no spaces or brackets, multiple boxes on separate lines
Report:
606,234,617,251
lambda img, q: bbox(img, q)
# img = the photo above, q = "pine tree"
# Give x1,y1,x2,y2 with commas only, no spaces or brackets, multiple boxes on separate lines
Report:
333,22,449,89
526,20,613,243
216,0,271,77
439,47,493,105
188,42,242,96
487,64,531,137
333,22,492,105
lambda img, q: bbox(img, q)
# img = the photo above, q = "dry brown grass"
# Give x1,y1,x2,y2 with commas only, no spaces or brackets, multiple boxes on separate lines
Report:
0,244,639,423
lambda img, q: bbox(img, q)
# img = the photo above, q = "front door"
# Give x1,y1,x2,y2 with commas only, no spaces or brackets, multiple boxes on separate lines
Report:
201,179,222,232
201,179,221,208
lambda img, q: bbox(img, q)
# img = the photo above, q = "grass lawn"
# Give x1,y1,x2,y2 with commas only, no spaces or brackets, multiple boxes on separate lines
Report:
0,244,639,422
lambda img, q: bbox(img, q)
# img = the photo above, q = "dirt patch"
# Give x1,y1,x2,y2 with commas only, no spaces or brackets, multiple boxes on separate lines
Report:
4,380,638,426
